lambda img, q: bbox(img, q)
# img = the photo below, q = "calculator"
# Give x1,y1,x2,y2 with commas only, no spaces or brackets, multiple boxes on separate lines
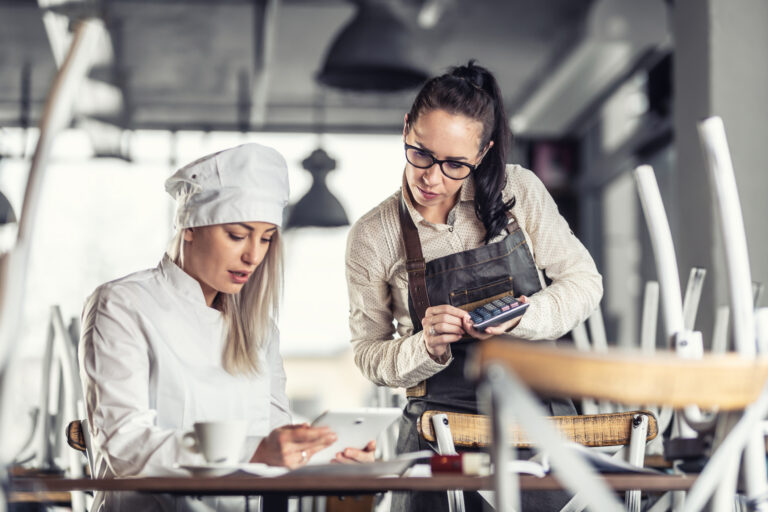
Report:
468,295,529,331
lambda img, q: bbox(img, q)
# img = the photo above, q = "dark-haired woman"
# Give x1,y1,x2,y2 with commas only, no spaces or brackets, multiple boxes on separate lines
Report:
345,62,602,510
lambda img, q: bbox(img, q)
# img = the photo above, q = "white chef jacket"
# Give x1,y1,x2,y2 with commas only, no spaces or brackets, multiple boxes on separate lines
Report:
79,255,292,511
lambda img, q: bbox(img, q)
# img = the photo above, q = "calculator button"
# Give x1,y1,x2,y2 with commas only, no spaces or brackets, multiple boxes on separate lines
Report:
501,296,517,304
492,299,505,308
483,304,496,312
470,312,484,323
501,305,511,311
478,309,492,320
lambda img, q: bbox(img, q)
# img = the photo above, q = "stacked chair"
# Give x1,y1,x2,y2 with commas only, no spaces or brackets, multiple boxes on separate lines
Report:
419,408,657,512
12,306,89,512
469,116,768,511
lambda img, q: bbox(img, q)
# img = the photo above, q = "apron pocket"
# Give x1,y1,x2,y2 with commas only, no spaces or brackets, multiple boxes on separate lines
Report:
449,276,514,311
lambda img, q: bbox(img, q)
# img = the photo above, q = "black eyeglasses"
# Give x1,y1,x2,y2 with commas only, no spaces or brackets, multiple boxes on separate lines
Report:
404,143,476,180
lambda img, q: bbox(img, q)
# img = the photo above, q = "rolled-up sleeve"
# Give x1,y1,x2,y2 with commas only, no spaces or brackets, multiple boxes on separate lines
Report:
509,171,603,340
346,212,450,389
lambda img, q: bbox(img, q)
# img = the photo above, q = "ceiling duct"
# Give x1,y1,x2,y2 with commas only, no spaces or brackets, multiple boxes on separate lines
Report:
511,0,669,137
79,118,132,161
316,0,431,92
285,148,349,229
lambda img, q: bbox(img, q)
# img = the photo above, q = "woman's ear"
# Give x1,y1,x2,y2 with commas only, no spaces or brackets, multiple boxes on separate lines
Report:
183,228,194,243
480,140,495,160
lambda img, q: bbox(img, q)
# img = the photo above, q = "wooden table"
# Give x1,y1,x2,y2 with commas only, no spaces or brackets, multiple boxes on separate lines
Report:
10,472,698,496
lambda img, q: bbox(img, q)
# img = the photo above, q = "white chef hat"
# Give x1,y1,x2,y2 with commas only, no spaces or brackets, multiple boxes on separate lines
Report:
165,143,290,229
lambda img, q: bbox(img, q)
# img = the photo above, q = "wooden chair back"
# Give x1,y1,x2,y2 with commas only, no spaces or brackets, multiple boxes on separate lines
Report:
468,339,768,410
418,409,658,449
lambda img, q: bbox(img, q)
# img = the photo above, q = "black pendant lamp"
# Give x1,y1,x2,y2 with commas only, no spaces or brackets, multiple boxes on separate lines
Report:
316,0,430,92
0,191,16,225
285,148,349,229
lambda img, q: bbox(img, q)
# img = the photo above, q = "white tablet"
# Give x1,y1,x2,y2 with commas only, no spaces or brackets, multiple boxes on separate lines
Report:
307,407,402,465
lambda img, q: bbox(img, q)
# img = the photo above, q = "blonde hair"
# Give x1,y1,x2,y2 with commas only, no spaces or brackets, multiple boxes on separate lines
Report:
167,229,283,375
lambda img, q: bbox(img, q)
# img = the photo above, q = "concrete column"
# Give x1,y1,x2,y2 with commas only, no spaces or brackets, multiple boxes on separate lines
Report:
673,0,768,343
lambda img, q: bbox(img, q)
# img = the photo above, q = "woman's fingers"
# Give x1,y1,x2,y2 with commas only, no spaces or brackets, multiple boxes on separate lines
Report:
284,426,337,454
331,440,376,464
287,429,341,467
253,424,338,468
282,424,335,443
464,321,493,340
422,304,473,360
431,312,466,327
482,317,521,335
424,325,463,344
331,448,367,464
423,309,469,337
426,304,472,320
292,438,332,466
430,320,464,335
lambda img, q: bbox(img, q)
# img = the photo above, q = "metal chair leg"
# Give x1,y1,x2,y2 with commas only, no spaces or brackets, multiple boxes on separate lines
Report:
431,413,466,512
682,268,706,331
681,384,768,512
625,414,649,512
485,363,624,512
478,370,520,512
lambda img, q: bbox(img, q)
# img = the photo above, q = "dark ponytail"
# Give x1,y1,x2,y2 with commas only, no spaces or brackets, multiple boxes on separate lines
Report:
406,60,514,243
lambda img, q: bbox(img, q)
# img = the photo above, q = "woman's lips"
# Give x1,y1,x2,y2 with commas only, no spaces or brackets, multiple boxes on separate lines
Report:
417,186,439,200
228,270,251,284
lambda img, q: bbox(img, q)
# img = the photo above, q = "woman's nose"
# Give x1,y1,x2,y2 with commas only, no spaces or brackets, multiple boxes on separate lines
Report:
422,163,442,184
242,240,259,265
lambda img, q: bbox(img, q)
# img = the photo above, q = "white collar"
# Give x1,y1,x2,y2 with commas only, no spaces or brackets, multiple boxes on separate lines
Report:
158,253,216,309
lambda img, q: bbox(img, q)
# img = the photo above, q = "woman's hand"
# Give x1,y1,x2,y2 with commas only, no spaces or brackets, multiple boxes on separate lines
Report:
331,440,376,464
422,304,471,361
463,295,529,340
250,423,337,468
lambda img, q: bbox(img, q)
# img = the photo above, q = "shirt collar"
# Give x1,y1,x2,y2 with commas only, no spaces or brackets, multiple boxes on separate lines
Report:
400,172,475,227
158,253,212,307
459,175,476,203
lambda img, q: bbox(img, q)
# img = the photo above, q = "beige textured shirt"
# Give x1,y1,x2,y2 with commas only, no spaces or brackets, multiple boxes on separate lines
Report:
345,164,603,389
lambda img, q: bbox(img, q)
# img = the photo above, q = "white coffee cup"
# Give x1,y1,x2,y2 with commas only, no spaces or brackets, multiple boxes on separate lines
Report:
184,420,247,464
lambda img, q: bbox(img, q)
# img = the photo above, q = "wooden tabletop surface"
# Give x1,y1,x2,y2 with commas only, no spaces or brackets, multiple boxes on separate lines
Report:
10,473,698,496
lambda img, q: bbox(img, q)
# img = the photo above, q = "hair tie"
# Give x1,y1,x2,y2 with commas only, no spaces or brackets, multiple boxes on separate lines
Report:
459,75,485,92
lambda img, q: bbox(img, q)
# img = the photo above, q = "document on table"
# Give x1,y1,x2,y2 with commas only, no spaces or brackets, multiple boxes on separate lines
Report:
174,450,432,478
571,444,662,474
289,450,433,477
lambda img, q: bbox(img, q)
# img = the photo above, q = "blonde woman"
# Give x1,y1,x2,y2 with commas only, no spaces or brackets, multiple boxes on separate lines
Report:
80,143,372,512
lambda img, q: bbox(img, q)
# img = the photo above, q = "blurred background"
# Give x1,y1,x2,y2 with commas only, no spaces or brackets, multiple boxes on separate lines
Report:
0,0,767,489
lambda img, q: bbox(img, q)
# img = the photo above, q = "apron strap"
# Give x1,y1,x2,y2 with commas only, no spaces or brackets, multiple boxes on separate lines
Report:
399,194,521,323
399,192,431,323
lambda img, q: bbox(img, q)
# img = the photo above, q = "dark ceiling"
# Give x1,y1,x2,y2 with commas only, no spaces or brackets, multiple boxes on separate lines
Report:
0,0,666,137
